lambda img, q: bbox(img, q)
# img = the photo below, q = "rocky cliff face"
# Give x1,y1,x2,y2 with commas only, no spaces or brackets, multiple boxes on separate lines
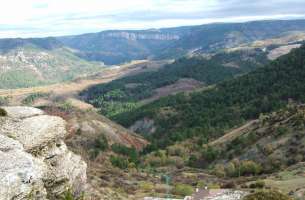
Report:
0,106,87,200
100,31,180,41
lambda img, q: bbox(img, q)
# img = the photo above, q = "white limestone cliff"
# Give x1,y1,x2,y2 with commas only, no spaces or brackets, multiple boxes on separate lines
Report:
0,106,87,200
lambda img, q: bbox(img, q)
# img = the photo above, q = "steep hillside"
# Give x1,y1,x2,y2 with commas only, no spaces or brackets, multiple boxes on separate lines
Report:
59,19,305,64
165,103,305,174
0,38,103,89
65,108,148,151
139,103,305,199
31,103,148,152
210,103,305,172
0,81,153,199
36,104,155,199
81,48,268,118
112,44,305,150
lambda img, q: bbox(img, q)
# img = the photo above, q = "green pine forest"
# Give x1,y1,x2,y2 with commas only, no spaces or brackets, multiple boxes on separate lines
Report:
107,45,305,151
82,49,268,118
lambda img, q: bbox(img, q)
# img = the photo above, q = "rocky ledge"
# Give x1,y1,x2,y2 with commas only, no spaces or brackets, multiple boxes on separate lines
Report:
0,106,87,200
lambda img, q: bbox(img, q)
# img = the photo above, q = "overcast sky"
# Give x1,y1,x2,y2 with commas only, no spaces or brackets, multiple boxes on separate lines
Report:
0,0,305,38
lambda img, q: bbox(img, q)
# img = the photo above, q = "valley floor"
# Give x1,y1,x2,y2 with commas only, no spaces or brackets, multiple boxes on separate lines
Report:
0,60,149,99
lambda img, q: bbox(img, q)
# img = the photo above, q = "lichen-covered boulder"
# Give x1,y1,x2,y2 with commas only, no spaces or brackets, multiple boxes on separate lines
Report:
0,107,87,200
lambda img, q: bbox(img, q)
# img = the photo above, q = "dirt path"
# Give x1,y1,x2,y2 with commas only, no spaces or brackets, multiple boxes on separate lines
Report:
210,120,258,146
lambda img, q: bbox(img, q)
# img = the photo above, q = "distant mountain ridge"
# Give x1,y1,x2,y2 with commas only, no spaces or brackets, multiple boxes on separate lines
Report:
0,37,63,53
0,19,305,89
98,31,180,40
58,19,305,64
0,20,304,66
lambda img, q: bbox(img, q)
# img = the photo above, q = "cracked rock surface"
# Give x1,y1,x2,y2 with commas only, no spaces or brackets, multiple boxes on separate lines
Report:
0,107,87,200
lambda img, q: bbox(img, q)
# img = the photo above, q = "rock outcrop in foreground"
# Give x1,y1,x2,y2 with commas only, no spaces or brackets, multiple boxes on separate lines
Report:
0,106,87,200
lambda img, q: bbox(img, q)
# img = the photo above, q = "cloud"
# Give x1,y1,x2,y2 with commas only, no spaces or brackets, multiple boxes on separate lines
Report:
0,0,304,38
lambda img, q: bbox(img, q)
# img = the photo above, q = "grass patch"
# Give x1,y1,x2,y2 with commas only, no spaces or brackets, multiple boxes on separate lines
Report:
22,92,50,105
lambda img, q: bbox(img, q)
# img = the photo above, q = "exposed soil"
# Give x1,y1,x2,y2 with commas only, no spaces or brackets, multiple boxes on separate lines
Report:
141,78,203,104
268,44,302,60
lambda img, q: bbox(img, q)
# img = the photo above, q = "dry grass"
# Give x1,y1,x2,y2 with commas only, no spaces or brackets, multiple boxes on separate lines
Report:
265,178,305,193
263,163,305,194
0,60,148,98
0,60,170,109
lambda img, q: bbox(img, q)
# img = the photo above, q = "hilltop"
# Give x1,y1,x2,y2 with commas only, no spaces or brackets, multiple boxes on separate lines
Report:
0,37,103,89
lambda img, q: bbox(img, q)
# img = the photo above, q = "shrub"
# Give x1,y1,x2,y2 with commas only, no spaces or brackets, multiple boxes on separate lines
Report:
222,181,236,189
62,190,74,200
111,144,139,164
166,145,187,157
94,135,109,152
213,164,225,177
276,127,289,137
187,154,198,167
0,108,7,117
155,184,170,193
110,155,128,169
224,160,262,177
240,160,262,176
225,162,237,177
244,190,292,200
263,144,274,155
139,181,154,192
201,146,219,162
166,156,184,168
146,155,162,167
172,184,193,197
263,156,282,173
22,92,50,105
249,180,265,189
89,135,109,159
196,180,206,188
59,101,74,112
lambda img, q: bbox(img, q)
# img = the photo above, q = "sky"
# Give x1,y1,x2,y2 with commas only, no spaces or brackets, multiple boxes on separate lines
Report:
0,0,305,38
